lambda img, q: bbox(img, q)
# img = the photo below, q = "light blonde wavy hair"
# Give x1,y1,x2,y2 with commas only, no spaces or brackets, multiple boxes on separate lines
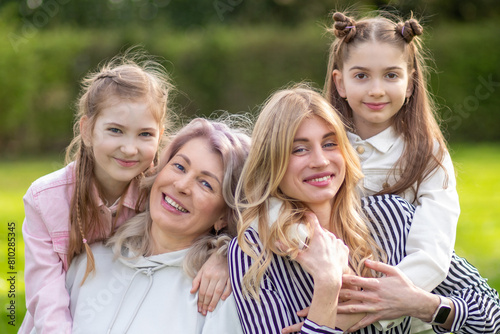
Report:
235,85,383,300
107,117,251,276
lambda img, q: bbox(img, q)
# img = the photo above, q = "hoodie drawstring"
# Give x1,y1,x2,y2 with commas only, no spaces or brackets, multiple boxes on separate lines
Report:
107,267,155,334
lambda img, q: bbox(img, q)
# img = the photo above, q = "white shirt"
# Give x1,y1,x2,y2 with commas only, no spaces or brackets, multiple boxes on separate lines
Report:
348,126,460,292
66,243,243,334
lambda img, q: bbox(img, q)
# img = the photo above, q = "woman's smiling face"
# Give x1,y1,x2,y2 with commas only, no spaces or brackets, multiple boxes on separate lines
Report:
279,115,346,214
149,137,226,252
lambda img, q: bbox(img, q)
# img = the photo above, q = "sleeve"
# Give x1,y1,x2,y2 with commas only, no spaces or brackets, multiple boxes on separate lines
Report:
396,151,460,292
432,255,500,334
21,188,72,334
228,235,342,334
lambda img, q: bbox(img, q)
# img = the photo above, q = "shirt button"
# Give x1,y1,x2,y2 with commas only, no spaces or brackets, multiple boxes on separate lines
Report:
112,212,117,217
356,146,365,154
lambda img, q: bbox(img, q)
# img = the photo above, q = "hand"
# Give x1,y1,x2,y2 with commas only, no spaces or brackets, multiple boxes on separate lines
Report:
294,212,349,283
191,251,232,315
337,260,430,332
281,308,309,334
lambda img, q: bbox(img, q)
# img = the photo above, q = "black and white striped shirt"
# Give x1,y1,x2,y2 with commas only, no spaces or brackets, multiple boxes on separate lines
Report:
228,195,500,334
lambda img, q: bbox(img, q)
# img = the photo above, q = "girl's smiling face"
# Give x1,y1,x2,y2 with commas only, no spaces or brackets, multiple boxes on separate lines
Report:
84,97,161,199
333,41,413,139
279,115,346,215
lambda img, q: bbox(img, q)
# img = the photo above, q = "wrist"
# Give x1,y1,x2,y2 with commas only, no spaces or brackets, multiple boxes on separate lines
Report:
411,291,441,322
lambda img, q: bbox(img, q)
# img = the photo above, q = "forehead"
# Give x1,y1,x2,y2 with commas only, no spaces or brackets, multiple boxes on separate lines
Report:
295,115,335,137
175,138,223,176
345,41,408,70
96,98,158,125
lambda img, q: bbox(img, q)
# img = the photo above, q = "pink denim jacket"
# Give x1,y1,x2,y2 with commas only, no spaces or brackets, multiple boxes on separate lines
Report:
19,162,141,334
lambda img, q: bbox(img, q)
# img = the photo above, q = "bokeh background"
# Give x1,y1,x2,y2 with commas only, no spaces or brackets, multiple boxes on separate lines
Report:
1,0,499,333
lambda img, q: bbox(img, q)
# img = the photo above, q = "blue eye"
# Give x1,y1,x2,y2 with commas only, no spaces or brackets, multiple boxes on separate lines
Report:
173,163,185,172
324,142,338,148
139,132,153,137
109,128,122,134
201,180,213,190
292,147,307,154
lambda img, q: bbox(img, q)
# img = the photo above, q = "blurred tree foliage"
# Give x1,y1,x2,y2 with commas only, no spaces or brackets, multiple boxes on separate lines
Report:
0,0,499,156
2,0,500,28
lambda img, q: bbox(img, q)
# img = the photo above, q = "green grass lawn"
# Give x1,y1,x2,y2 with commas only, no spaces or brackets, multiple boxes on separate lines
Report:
1,144,499,333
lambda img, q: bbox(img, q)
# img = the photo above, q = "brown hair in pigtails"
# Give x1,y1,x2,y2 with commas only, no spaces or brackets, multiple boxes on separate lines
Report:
332,12,357,42
324,12,449,200
397,18,423,43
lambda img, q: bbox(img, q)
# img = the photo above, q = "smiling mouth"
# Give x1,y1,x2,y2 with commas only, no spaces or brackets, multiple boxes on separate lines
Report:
163,194,189,213
115,158,139,167
306,175,332,183
364,103,388,110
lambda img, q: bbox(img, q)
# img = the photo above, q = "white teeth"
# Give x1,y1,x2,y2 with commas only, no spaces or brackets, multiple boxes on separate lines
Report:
309,175,331,182
164,195,188,213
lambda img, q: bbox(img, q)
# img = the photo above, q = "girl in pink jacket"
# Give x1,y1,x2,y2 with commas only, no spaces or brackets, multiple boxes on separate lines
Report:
20,49,230,334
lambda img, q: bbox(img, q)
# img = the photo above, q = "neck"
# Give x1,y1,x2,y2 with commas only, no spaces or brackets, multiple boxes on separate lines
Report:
149,225,194,255
95,177,130,207
308,203,332,230
353,117,393,140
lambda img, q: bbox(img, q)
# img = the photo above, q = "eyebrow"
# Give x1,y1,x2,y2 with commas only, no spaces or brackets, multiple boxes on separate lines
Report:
104,122,158,133
348,65,404,72
293,131,336,143
177,154,222,185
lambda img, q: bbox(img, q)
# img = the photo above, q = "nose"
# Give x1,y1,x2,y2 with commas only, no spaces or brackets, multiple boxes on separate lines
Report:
120,138,139,156
369,79,385,97
309,147,329,169
173,175,192,196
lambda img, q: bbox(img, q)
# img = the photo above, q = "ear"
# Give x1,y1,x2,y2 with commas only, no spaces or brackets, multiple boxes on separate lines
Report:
214,215,228,232
406,69,416,98
332,69,347,98
79,115,92,147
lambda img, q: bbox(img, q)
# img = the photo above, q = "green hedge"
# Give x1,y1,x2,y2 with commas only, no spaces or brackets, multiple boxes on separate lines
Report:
0,16,499,156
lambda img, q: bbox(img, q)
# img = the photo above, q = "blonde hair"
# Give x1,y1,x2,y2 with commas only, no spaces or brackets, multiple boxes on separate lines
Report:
65,48,173,283
108,117,251,275
235,85,382,300
324,12,448,198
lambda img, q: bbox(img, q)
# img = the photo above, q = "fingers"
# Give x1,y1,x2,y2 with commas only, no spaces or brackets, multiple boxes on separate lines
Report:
364,259,398,276
347,314,380,332
203,278,226,314
342,274,380,292
197,274,211,315
281,322,304,334
296,306,310,317
221,278,232,300
191,271,202,294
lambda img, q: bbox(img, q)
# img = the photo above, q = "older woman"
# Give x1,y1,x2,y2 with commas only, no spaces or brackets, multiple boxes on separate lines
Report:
66,118,249,333
228,86,500,334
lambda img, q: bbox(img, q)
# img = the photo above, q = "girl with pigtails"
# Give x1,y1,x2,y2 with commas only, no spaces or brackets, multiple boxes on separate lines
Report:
20,49,231,334
324,12,460,333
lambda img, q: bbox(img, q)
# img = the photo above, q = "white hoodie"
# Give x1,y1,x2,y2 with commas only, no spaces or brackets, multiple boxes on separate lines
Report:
66,243,243,334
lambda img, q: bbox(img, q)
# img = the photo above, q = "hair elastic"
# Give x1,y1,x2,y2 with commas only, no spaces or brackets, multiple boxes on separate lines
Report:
346,25,355,29
401,26,405,37
83,238,88,244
